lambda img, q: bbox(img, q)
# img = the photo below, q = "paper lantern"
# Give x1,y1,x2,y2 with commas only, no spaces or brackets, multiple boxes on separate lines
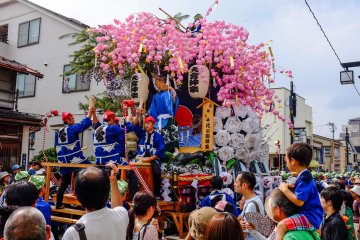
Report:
188,65,210,99
130,73,149,103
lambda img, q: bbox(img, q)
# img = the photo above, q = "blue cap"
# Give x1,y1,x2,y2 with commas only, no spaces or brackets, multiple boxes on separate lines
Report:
11,164,21,171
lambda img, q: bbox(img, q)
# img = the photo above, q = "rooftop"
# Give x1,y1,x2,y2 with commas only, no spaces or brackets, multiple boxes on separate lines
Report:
0,56,43,78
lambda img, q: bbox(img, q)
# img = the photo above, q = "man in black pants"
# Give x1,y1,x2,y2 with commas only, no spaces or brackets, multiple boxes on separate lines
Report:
131,110,165,199
54,107,94,209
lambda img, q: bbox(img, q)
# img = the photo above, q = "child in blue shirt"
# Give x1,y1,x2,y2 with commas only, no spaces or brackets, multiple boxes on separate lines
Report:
277,143,324,240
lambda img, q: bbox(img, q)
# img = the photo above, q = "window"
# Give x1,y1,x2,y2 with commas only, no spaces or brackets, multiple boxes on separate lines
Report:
18,18,40,47
16,74,36,97
0,24,8,43
62,65,90,93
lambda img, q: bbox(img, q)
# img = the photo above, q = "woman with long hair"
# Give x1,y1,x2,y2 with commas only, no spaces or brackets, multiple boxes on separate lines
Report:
126,191,159,240
205,212,244,240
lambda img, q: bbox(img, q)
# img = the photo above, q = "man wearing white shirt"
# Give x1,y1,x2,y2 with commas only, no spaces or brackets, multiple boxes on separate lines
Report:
62,164,128,240
235,171,265,240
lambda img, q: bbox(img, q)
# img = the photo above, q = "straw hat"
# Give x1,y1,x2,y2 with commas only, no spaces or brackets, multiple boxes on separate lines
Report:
351,185,360,197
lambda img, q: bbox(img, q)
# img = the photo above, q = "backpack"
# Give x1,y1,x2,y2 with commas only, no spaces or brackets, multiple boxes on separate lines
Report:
73,223,87,240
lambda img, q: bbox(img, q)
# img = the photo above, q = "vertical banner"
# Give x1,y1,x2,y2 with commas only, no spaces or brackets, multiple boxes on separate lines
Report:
201,100,214,151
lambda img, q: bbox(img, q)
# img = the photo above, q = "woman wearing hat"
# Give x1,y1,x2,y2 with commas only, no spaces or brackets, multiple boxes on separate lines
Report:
0,172,10,195
351,185,360,240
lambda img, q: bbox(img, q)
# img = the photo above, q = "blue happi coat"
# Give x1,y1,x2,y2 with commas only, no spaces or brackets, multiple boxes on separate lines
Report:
148,91,179,129
93,121,134,165
134,125,165,159
55,117,91,174
201,190,239,217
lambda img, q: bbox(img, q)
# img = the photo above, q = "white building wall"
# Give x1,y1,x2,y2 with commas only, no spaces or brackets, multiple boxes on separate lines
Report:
261,88,313,168
0,1,106,159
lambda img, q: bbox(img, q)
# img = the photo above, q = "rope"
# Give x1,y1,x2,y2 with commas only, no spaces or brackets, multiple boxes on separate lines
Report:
131,165,161,213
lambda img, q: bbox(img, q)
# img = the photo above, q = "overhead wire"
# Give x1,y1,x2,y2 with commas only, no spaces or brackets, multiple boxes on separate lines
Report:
304,0,360,95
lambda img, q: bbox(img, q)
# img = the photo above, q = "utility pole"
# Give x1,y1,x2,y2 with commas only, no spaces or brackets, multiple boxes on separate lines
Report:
328,122,336,171
289,81,297,144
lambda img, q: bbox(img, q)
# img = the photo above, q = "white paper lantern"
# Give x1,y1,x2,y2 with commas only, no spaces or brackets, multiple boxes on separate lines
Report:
130,73,149,103
188,65,210,99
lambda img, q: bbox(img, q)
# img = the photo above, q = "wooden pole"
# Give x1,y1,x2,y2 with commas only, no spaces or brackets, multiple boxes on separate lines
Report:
159,8,187,31
45,165,51,201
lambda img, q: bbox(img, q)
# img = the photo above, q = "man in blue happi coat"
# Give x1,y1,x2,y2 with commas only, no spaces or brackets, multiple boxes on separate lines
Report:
92,110,134,165
131,110,165,198
148,73,179,154
201,176,239,217
55,107,93,209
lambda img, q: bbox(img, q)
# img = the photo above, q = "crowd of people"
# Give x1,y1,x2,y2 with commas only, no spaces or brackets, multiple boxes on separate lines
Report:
0,142,358,240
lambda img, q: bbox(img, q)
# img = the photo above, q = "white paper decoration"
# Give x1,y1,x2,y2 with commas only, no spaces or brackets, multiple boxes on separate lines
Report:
214,130,231,147
215,106,231,119
224,117,242,133
230,133,246,148
233,105,248,118
220,171,233,185
218,146,235,162
214,116,223,132
235,147,249,160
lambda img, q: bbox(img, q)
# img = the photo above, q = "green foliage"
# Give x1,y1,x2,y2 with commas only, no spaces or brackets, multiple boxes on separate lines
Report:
60,29,99,77
78,93,131,115
32,148,57,163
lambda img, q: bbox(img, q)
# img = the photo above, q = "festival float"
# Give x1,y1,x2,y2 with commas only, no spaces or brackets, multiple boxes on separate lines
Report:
43,2,296,236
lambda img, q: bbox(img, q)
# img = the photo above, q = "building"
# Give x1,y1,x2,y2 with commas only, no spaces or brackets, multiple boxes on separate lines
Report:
0,0,106,162
339,117,360,170
261,87,313,170
312,134,343,172
0,56,42,171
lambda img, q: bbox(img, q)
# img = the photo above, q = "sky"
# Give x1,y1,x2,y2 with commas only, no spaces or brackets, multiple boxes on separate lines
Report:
31,0,360,139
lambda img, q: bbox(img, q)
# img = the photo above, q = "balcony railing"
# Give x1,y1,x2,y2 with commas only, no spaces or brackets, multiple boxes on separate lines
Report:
0,89,18,111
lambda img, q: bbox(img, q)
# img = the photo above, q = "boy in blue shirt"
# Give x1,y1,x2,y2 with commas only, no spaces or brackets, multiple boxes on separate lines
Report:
277,143,324,240
29,175,51,225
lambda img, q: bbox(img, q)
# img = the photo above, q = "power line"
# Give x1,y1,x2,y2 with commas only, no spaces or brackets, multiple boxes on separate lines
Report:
304,0,342,66
304,0,360,96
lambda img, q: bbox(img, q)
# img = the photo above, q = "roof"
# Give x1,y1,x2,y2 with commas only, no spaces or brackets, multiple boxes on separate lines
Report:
0,108,42,126
19,0,89,29
313,134,342,145
349,117,360,122
0,56,43,78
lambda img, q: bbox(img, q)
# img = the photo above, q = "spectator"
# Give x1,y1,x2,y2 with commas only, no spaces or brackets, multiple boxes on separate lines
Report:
9,164,21,183
215,200,236,214
0,172,10,195
320,186,348,240
3,207,51,240
343,191,355,240
29,175,51,225
277,143,323,240
252,188,320,240
185,207,218,240
201,176,239,216
0,181,42,238
62,164,128,240
126,191,159,240
205,212,244,240
235,171,264,240
28,161,41,176
351,185,360,239
14,171,30,182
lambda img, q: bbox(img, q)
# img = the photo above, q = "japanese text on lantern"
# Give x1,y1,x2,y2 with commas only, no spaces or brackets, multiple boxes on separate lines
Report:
201,101,214,151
